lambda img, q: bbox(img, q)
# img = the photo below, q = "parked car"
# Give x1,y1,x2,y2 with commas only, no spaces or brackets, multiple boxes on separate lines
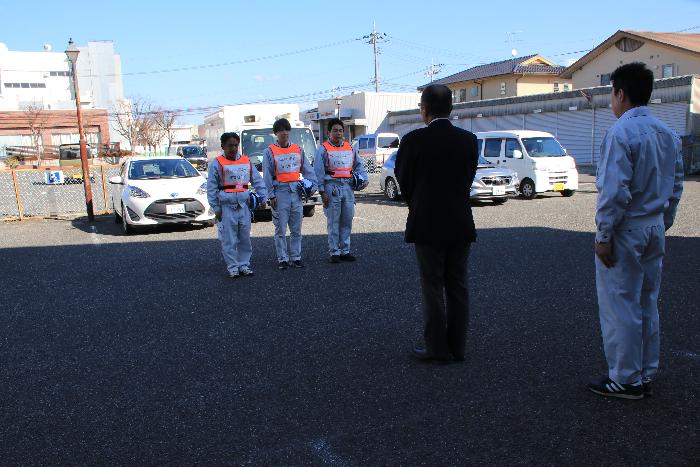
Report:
380,151,519,203
109,156,215,234
476,130,578,199
355,132,400,172
170,144,208,171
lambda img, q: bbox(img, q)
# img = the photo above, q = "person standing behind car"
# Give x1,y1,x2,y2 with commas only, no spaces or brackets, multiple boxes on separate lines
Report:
207,132,267,278
313,118,368,263
588,63,684,400
262,118,317,270
395,84,478,363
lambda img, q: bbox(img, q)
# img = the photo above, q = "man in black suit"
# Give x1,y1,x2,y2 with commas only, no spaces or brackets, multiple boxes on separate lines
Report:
395,84,478,363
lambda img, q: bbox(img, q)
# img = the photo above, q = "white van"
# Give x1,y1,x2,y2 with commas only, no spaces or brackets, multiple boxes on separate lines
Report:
355,132,400,171
476,130,578,199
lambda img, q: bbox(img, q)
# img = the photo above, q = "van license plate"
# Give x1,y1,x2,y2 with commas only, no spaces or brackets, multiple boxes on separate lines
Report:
492,186,506,196
166,204,186,214
553,183,565,191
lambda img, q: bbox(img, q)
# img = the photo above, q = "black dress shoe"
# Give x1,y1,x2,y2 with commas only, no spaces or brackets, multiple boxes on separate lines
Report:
329,255,341,264
411,347,451,363
339,253,356,262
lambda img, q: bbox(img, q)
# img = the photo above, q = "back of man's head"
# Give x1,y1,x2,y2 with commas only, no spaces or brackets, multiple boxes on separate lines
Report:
610,62,654,107
421,84,453,118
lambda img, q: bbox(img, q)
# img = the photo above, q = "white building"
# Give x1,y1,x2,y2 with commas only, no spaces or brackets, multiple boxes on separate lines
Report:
0,40,125,143
315,91,421,141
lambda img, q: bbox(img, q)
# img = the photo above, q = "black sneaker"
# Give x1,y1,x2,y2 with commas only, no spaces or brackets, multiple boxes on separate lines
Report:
278,261,288,270
291,260,304,268
329,255,341,264
227,271,240,279
643,380,653,397
339,254,356,262
239,268,254,277
588,377,644,400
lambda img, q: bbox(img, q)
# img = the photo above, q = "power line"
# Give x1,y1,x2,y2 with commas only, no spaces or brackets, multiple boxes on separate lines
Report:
1,38,360,78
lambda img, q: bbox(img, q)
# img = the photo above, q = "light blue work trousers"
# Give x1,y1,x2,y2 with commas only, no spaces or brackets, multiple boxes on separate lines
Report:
271,187,303,262
323,180,355,256
217,202,252,274
595,214,665,385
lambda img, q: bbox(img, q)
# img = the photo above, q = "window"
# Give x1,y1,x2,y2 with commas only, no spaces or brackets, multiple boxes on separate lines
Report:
459,88,467,102
662,64,674,78
367,138,375,149
504,139,521,158
563,83,571,91
358,138,368,150
50,72,58,76
470,85,479,98
600,74,611,86
553,82,560,92
500,82,506,95
49,71,71,77
484,139,502,158
477,139,483,156
378,136,399,148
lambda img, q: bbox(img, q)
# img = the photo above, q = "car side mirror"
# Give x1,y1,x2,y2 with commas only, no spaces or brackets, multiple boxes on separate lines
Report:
563,148,568,154
513,149,523,159
108,176,122,184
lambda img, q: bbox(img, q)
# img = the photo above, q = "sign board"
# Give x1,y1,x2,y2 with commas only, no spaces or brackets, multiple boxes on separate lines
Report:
45,170,65,185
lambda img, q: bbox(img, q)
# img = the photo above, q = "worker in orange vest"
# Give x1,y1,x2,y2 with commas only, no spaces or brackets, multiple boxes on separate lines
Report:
207,132,267,278
262,118,317,269
313,118,368,263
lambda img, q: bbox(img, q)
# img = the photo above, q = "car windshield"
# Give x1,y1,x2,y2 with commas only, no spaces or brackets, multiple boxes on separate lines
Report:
477,156,493,166
181,146,204,157
241,128,316,167
129,159,200,179
521,137,566,157
378,136,399,148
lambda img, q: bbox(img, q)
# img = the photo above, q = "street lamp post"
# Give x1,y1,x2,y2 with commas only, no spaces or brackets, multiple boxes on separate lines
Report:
65,38,94,222
334,96,343,118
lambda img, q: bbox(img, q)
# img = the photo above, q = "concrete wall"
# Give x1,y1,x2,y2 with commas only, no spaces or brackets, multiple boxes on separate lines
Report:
571,41,700,88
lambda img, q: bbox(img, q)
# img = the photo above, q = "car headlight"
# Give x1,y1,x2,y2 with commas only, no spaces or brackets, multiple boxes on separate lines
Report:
196,182,207,195
128,185,150,198
569,158,576,169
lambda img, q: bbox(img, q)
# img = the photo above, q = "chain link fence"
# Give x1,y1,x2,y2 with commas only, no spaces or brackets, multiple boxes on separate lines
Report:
0,165,121,220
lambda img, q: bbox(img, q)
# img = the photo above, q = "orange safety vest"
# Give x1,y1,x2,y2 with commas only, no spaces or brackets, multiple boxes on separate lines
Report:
323,141,353,178
217,155,251,192
270,143,302,183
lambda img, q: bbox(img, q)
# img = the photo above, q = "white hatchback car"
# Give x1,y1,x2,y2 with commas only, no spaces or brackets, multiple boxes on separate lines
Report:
109,156,215,234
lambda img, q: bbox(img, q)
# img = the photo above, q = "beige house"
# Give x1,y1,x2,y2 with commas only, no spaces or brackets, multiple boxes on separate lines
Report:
419,55,570,103
560,30,700,88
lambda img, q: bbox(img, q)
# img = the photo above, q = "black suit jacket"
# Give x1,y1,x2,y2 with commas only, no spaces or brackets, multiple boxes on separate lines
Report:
395,119,478,244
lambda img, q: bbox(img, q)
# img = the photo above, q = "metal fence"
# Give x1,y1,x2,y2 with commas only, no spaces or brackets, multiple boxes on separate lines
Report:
0,165,121,220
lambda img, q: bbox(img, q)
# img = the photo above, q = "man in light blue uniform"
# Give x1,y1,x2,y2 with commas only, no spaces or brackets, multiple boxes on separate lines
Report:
589,63,684,400
263,118,317,270
207,132,267,278
314,118,368,263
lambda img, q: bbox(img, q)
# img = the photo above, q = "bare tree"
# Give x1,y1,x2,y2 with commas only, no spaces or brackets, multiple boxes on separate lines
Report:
24,103,47,166
140,113,165,154
153,108,180,155
112,98,151,154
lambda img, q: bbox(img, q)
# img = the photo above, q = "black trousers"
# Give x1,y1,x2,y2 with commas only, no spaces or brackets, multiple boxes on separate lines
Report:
414,242,471,358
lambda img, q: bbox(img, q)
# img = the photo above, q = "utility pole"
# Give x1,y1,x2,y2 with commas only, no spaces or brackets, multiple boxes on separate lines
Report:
425,59,444,83
363,22,387,92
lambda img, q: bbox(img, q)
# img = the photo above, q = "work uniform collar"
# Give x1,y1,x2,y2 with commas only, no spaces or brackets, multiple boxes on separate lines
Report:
275,141,291,148
619,106,650,121
327,139,344,147
224,153,241,161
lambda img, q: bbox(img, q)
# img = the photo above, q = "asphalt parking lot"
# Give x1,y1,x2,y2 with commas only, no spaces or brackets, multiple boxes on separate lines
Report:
1,176,698,464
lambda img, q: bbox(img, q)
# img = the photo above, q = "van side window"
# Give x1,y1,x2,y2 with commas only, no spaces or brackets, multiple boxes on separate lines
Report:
504,139,520,158
359,138,368,150
484,139,502,158
368,138,376,149
477,139,483,156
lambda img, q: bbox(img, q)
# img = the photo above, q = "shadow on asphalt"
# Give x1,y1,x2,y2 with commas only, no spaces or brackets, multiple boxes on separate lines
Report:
1,226,698,464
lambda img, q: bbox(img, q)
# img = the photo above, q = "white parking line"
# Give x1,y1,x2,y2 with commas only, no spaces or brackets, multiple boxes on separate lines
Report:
89,225,101,246
309,439,351,466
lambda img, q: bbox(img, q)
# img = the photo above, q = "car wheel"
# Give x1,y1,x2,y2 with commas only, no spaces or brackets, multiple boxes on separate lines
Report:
561,189,575,197
204,220,215,227
520,179,536,199
121,203,134,235
303,205,315,217
385,178,399,201
113,202,122,223
493,198,507,205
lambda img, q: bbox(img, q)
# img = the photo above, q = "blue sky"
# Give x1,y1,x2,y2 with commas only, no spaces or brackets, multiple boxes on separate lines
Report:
2,0,699,123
